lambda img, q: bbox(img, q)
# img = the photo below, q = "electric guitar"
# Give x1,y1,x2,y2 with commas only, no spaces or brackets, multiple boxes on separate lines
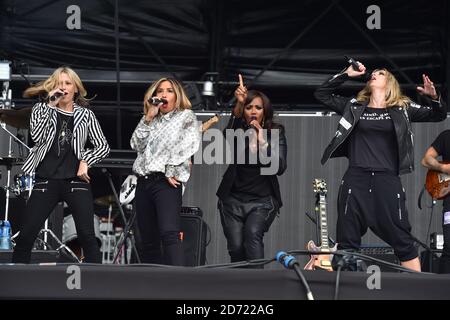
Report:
304,179,337,272
425,161,450,200
200,114,219,133
118,114,220,205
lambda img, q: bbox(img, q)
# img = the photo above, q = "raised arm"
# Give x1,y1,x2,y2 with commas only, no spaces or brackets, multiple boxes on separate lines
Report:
314,62,366,115
408,74,447,122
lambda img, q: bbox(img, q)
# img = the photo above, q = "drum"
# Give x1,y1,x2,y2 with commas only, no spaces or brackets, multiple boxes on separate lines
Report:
14,173,35,195
62,214,102,247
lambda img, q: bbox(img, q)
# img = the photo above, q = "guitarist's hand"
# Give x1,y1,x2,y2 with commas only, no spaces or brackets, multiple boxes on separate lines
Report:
441,163,450,175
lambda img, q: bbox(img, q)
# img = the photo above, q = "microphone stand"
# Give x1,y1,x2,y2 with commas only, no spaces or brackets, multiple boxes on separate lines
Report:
101,168,141,263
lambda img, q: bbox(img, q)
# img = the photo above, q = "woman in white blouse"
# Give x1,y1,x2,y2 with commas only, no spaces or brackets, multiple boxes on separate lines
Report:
131,78,201,265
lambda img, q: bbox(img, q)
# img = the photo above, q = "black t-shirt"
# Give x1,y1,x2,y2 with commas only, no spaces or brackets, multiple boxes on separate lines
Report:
230,128,273,202
431,130,450,209
348,107,399,173
36,109,79,179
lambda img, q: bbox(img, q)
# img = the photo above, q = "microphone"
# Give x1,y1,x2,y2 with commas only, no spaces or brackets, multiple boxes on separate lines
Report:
49,91,66,102
248,116,258,131
275,251,297,269
148,97,168,106
344,56,371,81
345,55,361,72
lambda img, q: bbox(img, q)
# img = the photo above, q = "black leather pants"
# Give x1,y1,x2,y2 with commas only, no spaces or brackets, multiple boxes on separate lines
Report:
218,193,278,267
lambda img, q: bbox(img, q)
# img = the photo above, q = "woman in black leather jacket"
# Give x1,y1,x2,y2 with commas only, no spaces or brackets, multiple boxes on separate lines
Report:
217,75,287,267
315,61,446,272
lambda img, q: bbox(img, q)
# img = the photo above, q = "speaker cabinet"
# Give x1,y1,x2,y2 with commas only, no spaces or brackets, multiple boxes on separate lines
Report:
0,249,60,264
180,206,207,267
358,245,399,272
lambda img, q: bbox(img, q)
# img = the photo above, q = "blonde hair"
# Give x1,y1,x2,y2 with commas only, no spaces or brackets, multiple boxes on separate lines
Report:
23,66,91,107
356,68,411,108
143,78,192,115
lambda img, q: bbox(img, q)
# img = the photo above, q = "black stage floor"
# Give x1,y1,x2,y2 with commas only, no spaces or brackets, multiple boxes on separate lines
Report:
1,264,450,300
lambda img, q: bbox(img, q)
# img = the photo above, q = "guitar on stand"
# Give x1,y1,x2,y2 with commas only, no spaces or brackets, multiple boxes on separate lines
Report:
200,114,219,133
304,179,337,272
425,161,450,199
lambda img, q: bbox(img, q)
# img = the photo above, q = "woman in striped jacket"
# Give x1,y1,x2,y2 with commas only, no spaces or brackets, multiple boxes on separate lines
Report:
12,67,110,264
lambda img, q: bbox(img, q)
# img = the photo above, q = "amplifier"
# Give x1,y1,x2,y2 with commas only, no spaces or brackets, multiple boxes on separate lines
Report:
358,245,399,272
181,206,203,218
180,206,207,266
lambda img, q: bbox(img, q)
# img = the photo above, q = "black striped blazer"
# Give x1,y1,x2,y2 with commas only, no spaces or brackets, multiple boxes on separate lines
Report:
22,102,110,174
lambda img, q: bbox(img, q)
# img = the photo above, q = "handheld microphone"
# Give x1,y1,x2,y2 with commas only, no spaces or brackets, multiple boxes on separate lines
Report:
344,56,372,81
148,97,168,106
345,55,361,72
248,116,258,131
49,91,67,102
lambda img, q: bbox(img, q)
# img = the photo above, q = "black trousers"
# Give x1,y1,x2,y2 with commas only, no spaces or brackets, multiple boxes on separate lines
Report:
440,210,450,273
12,178,101,263
337,167,418,262
135,173,184,266
218,193,278,267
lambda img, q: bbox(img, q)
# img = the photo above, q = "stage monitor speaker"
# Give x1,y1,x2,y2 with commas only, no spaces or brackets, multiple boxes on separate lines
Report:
180,206,207,267
0,249,59,264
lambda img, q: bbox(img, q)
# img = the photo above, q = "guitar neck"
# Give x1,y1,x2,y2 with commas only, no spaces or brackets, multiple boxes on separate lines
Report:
318,194,330,249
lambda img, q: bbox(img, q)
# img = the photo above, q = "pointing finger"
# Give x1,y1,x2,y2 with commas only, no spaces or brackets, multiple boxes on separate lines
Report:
238,74,244,88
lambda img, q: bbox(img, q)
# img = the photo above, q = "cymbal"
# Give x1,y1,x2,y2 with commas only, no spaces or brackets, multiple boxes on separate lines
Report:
94,195,117,207
0,107,32,129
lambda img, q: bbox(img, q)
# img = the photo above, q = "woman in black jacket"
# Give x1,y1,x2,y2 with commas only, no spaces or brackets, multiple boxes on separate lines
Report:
217,75,287,267
315,61,446,271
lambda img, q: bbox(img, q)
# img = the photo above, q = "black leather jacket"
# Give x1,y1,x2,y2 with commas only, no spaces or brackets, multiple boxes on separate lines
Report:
315,73,447,175
216,115,287,207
